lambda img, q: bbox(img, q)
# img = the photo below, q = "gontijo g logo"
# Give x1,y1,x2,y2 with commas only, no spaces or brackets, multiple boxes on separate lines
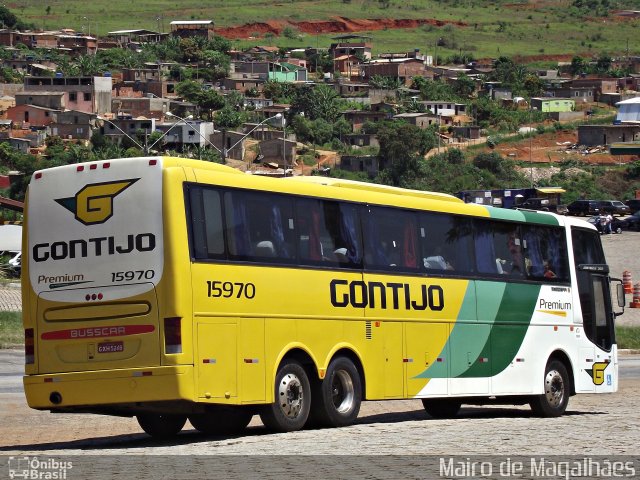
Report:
55,179,139,225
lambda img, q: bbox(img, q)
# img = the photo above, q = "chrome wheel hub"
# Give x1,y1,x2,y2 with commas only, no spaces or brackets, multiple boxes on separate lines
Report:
544,369,565,408
278,373,303,419
332,370,355,414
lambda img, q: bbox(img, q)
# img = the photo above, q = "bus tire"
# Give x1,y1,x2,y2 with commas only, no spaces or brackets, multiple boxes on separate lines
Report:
189,406,253,435
310,356,362,428
136,413,187,439
260,360,311,432
529,359,570,417
421,399,461,418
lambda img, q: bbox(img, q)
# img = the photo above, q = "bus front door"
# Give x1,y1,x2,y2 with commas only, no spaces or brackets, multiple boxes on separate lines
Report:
575,267,617,393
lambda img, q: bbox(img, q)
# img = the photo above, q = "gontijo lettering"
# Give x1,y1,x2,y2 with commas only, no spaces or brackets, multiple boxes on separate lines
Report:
33,233,156,262
330,279,444,310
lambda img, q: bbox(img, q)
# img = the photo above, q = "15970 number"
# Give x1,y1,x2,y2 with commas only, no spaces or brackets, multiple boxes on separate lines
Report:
111,270,155,282
207,281,256,299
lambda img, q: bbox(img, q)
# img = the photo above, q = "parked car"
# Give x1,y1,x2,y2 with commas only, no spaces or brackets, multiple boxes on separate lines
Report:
586,215,625,234
567,200,600,216
0,250,21,278
625,199,640,214
597,200,630,216
620,211,640,231
514,197,568,215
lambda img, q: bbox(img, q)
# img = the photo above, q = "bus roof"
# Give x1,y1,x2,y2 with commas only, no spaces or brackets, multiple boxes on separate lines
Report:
285,176,463,204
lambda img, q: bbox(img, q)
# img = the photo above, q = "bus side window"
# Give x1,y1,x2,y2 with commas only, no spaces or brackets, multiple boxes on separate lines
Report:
333,202,362,268
224,191,294,262
363,206,418,271
419,212,474,274
295,198,330,265
474,220,524,278
188,186,225,260
523,226,569,282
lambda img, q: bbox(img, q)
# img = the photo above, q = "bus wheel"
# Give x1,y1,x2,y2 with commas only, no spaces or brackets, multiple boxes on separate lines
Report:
529,359,570,417
421,399,461,418
310,356,362,428
260,360,311,432
136,413,187,439
189,406,253,435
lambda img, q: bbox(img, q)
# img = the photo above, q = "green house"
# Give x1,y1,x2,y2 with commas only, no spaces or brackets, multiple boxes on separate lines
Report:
530,97,575,113
268,62,307,82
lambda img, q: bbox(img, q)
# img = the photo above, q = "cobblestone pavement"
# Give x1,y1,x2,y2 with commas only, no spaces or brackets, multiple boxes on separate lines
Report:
0,284,20,312
1,378,638,456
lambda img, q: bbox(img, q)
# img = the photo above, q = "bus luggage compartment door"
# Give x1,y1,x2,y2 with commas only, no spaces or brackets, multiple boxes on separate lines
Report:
196,320,237,400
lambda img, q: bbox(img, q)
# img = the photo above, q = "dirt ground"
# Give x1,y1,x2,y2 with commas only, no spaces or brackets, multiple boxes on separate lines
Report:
490,130,634,166
216,17,467,39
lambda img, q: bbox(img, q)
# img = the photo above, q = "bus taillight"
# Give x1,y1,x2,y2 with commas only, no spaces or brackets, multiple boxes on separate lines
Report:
164,318,182,354
25,328,34,364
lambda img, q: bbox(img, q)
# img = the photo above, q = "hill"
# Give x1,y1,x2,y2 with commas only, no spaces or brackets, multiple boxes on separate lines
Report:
14,0,640,61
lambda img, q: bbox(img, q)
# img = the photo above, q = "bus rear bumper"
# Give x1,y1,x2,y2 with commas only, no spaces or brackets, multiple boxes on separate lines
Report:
23,365,195,411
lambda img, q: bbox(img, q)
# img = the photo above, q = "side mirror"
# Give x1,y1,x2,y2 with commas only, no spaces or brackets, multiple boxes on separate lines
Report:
610,278,625,318
616,283,625,309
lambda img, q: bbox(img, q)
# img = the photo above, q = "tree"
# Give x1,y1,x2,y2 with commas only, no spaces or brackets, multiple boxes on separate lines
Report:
0,6,34,30
292,84,341,122
570,56,587,76
376,121,426,186
452,74,475,97
200,50,231,80
595,53,612,74
214,106,244,130
369,75,402,90
473,151,505,174
198,90,226,119
523,74,544,98
74,55,105,76
263,80,296,102
175,80,203,103
416,78,458,102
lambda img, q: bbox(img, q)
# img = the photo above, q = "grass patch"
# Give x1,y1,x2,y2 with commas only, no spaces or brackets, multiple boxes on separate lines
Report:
0,311,22,348
13,0,640,58
616,326,640,350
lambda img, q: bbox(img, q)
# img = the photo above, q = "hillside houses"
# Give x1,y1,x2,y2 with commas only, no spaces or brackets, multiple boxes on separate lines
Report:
0,19,639,172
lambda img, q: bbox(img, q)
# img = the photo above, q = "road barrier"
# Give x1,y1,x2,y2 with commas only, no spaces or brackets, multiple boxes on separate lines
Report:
623,270,633,294
631,283,640,309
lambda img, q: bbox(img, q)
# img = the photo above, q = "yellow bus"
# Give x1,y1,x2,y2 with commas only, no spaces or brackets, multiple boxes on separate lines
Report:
22,156,625,438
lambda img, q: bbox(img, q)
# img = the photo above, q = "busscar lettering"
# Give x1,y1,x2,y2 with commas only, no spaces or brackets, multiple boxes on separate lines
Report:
330,279,445,311
71,326,126,338
33,233,156,262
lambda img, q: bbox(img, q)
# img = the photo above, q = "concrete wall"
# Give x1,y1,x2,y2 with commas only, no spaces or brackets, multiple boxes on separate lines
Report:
577,125,640,146
94,76,113,115
549,111,585,121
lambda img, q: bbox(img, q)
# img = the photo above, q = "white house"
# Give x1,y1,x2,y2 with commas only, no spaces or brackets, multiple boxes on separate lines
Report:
615,97,640,124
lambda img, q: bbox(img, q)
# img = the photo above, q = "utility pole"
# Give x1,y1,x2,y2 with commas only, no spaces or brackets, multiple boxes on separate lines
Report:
221,129,227,163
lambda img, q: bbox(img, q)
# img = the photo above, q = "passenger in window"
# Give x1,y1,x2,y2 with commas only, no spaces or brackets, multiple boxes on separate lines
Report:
543,261,557,279
424,246,453,270
506,232,524,276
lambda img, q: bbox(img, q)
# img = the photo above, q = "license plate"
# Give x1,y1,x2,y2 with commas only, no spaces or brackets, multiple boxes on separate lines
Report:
98,341,124,353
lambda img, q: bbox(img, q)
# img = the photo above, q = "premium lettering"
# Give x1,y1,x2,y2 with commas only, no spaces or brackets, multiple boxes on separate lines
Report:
539,298,572,310
33,233,156,262
330,279,444,311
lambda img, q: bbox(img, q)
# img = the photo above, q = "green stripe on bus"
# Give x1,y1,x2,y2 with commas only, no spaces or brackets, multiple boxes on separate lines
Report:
460,282,540,377
518,210,559,226
414,281,478,379
486,207,527,222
